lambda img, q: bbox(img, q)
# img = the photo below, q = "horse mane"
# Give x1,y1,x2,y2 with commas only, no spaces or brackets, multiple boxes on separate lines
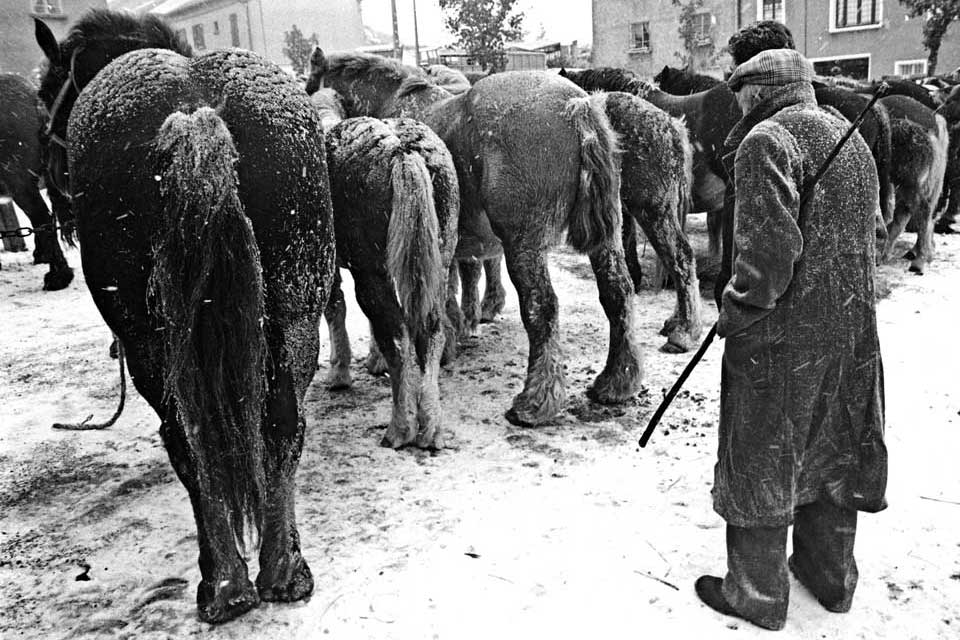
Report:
324,51,421,85
59,9,191,60
654,65,721,94
567,67,654,97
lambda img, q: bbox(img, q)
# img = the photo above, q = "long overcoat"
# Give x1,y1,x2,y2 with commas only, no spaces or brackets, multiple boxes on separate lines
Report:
715,82,888,528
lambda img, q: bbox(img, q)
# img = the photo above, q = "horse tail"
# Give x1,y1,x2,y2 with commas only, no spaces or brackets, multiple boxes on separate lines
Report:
671,114,694,233
926,114,950,208
871,101,894,226
564,93,622,254
149,107,266,545
387,147,443,365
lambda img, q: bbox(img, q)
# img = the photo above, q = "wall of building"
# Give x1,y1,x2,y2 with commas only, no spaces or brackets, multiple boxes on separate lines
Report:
0,0,108,79
592,0,736,78
157,0,366,71
594,0,960,81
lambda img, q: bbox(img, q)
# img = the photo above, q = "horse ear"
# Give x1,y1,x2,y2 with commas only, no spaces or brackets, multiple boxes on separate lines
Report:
310,47,328,76
558,67,567,78
35,18,60,66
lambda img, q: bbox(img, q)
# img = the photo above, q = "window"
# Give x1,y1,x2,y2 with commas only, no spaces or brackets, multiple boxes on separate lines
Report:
759,0,785,22
630,21,650,51
192,24,205,50
176,28,188,45
229,13,241,47
830,0,882,31
213,21,220,35
31,0,63,15
692,12,712,39
895,59,927,78
810,54,871,80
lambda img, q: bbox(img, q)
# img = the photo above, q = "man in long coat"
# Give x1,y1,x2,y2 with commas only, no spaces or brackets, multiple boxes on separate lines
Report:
695,47,888,631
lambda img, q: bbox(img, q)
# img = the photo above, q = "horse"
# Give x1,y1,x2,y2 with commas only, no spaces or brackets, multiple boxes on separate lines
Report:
36,9,336,623
314,92,460,449
309,50,649,427
0,72,73,290
653,65,721,94
879,94,950,273
561,67,895,263
933,120,960,233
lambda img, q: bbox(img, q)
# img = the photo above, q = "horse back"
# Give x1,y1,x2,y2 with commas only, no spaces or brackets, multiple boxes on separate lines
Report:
881,95,940,132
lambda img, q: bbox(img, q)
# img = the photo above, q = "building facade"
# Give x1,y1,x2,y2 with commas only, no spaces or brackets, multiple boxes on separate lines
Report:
593,0,960,80
0,0,108,79
147,0,366,72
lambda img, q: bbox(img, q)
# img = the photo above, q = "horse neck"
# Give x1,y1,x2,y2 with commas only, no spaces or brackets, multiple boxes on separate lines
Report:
326,72,405,119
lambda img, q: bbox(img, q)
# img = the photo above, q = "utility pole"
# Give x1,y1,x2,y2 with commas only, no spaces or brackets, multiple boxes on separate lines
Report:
391,0,401,59
412,0,422,66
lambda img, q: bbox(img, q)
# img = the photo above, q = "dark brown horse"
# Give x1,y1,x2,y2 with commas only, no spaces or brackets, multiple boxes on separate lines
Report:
0,72,73,290
653,65,722,94
309,50,644,426
318,103,460,449
36,9,335,623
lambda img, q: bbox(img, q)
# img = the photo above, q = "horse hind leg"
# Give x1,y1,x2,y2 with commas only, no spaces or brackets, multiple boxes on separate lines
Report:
585,231,645,405
634,200,703,353
323,269,353,389
442,261,462,366
502,241,568,425
622,215,644,293
480,256,507,322
256,355,315,604
354,270,443,448
458,259,483,337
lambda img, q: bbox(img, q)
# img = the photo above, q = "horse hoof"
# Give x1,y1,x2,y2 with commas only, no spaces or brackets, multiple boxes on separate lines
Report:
908,262,925,275
902,249,916,261
480,299,505,323
42,266,74,291
586,375,640,405
661,329,699,354
934,220,957,234
365,354,388,376
196,577,259,624
325,368,353,391
256,553,314,603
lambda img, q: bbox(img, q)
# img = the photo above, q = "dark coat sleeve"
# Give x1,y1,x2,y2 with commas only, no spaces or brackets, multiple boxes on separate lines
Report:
718,123,804,337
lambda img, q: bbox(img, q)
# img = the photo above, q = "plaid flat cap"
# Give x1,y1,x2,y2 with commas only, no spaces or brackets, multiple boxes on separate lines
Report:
727,48,814,92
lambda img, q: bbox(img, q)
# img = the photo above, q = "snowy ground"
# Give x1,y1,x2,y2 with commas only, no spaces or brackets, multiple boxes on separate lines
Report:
1,211,959,640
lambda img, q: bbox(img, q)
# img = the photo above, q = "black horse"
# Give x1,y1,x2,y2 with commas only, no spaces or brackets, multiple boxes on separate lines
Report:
653,65,722,94
36,10,335,623
0,72,73,290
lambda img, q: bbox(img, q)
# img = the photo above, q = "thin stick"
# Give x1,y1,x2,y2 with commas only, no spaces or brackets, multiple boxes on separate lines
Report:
53,336,126,430
920,495,960,506
633,570,679,591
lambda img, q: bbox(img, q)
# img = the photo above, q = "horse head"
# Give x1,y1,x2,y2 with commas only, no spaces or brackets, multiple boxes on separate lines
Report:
34,10,190,196
312,49,423,118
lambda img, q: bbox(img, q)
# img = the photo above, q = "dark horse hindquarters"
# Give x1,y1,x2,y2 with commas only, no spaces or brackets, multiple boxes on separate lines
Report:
38,13,335,623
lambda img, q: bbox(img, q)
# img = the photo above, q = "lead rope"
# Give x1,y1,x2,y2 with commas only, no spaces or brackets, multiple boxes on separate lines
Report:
53,334,126,430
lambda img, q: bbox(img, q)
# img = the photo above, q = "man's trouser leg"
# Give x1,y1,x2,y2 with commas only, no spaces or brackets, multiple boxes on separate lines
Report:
721,523,789,630
789,499,859,612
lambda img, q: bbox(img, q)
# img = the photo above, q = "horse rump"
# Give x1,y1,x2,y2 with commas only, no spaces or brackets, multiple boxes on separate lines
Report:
563,95,623,254
149,106,267,544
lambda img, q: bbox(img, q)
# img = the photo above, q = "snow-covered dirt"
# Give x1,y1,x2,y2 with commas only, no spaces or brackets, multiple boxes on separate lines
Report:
1,212,959,639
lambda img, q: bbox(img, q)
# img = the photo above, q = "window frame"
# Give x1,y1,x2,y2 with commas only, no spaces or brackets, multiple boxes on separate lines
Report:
229,13,241,47
629,21,651,52
829,0,883,33
757,0,786,22
894,58,928,78
809,52,872,80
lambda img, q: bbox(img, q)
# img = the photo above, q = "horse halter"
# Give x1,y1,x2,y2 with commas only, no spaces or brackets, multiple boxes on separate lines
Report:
41,49,81,152
40,49,81,198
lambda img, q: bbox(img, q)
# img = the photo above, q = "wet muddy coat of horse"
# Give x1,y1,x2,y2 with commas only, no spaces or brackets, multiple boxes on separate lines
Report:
0,72,73,290
320,112,460,450
35,10,335,624
308,50,655,427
